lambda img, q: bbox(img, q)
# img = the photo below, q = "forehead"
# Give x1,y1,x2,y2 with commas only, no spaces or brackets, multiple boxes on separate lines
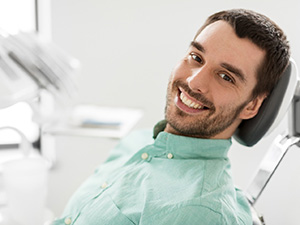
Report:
194,21,265,84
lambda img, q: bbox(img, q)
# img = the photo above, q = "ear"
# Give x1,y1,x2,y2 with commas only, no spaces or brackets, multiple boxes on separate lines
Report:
239,95,267,120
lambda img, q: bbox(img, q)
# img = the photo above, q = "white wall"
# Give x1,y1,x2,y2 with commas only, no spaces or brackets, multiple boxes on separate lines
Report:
50,0,300,224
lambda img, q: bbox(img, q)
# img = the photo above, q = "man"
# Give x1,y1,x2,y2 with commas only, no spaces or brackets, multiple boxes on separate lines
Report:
52,9,289,225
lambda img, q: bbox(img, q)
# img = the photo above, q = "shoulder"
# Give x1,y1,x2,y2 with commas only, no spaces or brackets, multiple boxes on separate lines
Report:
121,129,154,147
114,129,154,154
103,129,154,164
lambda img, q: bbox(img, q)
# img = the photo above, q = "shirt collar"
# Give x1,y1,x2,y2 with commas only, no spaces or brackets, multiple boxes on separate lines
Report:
152,120,231,159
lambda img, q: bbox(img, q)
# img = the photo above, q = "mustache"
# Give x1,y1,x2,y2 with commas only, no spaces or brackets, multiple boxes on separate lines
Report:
173,80,215,110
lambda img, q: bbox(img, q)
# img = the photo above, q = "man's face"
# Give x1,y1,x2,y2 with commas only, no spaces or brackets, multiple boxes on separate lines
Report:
165,21,266,139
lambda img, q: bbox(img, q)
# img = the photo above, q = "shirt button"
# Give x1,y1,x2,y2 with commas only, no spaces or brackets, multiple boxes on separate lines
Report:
167,153,173,159
64,217,72,225
141,153,149,160
101,182,108,189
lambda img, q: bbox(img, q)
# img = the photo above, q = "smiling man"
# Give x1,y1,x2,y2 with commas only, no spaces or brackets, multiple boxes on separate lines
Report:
52,9,290,225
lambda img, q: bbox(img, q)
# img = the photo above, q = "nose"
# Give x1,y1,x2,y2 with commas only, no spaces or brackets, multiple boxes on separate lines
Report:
186,66,211,94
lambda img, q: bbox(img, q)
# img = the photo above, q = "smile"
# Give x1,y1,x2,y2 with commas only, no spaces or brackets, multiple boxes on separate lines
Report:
180,92,204,109
174,87,210,114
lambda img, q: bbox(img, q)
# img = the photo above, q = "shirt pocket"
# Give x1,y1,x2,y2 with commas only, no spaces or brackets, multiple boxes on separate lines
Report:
74,192,136,225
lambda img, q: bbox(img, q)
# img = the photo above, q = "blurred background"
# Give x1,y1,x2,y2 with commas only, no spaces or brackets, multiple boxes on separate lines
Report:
1,0,300,224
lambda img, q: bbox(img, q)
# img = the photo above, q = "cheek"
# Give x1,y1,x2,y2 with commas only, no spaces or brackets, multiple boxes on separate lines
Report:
213,91,239,110
213,80,254,109
171,59,190,80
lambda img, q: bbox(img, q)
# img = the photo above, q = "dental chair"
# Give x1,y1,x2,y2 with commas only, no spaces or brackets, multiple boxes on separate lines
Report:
233,59,300,225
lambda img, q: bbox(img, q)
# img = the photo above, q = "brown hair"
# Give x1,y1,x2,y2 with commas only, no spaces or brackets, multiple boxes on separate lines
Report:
194,9,290,98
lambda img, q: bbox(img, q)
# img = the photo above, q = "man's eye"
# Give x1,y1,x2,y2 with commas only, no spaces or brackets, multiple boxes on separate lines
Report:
219,73,234,83
191,54,203,64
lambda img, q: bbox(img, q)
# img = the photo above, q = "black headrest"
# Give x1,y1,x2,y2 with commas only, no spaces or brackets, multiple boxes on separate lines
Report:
233,61,295,146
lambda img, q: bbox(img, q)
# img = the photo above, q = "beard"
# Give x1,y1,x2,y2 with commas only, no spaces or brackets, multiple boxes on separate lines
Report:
165,80,248,138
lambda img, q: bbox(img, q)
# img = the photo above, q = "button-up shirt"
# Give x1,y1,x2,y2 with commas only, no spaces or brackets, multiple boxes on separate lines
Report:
52,130,252,225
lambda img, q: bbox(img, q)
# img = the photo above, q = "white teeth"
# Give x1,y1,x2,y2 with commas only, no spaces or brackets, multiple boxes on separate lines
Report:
180,92,204,109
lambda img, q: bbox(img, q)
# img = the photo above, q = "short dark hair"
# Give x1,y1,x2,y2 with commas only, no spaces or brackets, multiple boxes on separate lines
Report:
194,9,290,98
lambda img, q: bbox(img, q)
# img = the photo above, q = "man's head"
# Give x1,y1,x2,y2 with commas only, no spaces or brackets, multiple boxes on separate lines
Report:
164,9,290,139
195,9,290,99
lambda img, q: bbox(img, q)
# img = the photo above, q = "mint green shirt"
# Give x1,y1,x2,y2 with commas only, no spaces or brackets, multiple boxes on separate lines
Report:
52,130,252,225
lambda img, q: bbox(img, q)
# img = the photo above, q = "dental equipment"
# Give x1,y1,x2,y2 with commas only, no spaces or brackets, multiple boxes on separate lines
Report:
0,30,79,151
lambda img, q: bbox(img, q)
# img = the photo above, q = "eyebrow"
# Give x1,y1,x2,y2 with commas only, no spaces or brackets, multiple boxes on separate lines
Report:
221,63,246,83
190,41,205,53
